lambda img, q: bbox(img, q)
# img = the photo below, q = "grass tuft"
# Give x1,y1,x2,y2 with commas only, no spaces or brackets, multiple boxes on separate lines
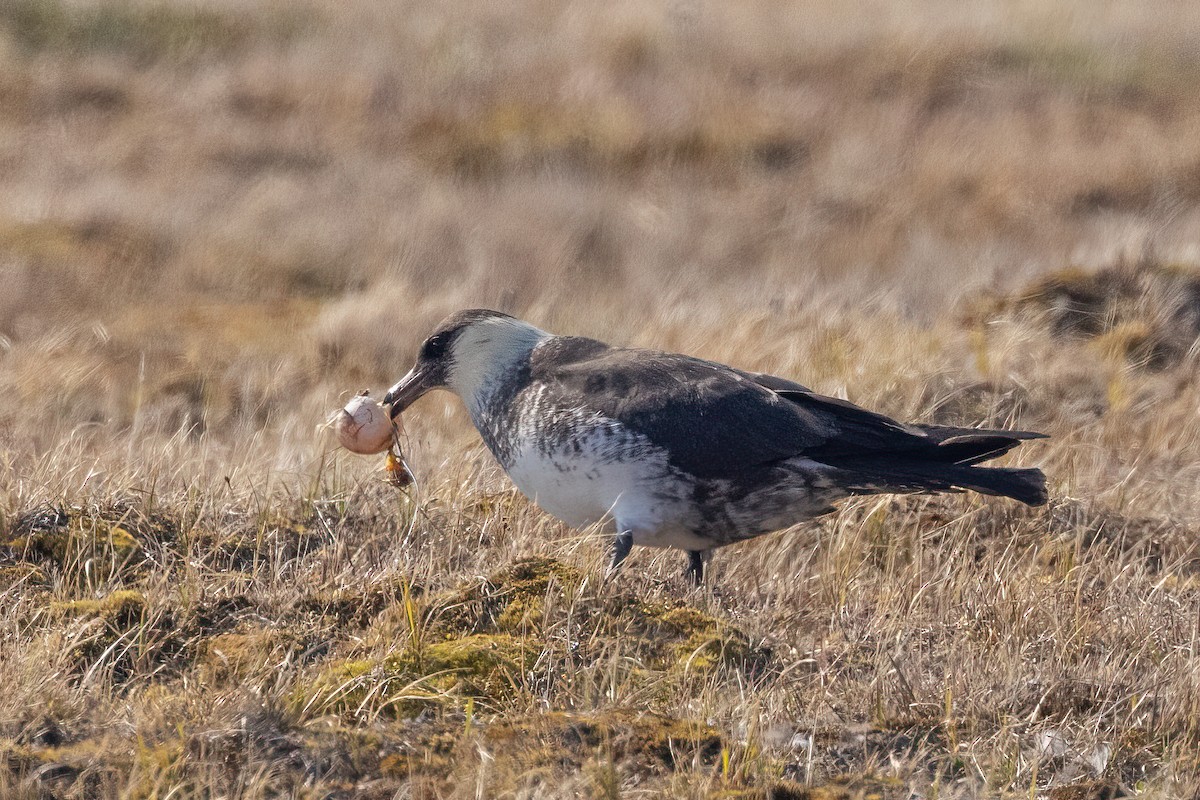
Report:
5,0,1200,795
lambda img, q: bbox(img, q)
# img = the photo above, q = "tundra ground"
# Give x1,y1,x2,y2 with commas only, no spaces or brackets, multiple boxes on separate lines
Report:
3,1,1200,797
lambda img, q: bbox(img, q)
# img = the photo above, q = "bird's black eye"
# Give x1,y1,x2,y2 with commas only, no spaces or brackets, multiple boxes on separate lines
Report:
421,333,449,360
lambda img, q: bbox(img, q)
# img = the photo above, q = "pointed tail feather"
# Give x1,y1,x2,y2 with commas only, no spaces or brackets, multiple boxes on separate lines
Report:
917,425,1048,465
836,461,1048,506
953,464,1048,506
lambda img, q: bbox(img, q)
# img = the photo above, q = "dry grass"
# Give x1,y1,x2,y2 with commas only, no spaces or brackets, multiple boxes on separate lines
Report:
4,0,1200,797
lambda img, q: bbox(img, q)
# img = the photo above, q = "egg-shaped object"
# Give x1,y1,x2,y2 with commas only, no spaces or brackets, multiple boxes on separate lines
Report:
332,392,399,455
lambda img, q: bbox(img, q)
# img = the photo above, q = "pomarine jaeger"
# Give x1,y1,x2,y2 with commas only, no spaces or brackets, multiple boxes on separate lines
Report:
383,309,1047,584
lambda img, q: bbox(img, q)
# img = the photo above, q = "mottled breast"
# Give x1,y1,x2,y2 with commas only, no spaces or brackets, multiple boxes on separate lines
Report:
477,384,689,532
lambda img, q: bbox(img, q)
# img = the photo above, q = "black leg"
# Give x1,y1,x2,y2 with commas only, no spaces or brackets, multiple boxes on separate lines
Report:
685,550,708,586
608,532,633,576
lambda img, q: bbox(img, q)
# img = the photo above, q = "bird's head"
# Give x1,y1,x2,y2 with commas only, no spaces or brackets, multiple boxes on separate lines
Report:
383,309,549,416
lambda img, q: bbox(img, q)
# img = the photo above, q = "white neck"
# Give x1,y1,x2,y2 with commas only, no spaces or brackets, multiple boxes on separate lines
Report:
446,317,551,414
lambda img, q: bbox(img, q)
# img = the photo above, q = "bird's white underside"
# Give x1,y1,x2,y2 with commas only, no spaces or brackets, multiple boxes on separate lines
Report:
498,383,714,550
504,438,714,550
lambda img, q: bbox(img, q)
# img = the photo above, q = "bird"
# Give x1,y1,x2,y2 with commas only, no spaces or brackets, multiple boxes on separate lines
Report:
383,309,1047,584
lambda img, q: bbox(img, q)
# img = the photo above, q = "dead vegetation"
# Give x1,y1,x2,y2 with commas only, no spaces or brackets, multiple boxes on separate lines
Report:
975,256,1200,370
4,0,1200,797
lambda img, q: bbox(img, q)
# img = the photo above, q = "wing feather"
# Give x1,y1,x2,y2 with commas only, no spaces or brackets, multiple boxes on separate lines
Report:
530,339,832,478
528,337,1043,481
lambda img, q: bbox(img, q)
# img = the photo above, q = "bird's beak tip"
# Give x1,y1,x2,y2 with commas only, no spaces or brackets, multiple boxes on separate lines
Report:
383,367,426,417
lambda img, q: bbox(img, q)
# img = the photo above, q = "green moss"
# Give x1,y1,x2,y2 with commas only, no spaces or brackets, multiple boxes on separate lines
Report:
51,590,153,680
303,633,536,717
421,557,766,686
301,658,384,715
0,562,50,588
419,632,534,674
302,656,424,717
429,557,582,636
610,599,761,674
52,589,146,626
4,520,143,573
494,593,546,633
326,555,764,724
108,525,139,550
127,738,187,800
492,557,583,594
201,627,299,685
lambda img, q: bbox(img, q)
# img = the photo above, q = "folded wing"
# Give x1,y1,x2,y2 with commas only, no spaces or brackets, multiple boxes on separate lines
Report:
531,338,1046,504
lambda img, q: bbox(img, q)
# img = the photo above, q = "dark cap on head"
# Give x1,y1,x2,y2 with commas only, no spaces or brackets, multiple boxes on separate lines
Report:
382,309,515,416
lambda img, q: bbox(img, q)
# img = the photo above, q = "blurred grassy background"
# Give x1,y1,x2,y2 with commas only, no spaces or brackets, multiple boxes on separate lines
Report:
4,0,1200,460
4,1,1200,798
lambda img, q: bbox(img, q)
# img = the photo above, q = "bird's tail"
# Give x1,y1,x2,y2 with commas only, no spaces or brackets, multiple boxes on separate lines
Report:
943,463,1048,506
836,461,1048,506
773,388,1049,505
915,424,1048,505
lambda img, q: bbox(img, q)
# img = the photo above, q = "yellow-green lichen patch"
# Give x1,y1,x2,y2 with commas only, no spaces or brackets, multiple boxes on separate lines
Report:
296,557,764,735
199,626,303,686
301,633,537,717
417,632,537,683
600,596,766,676
0,561,50,589
494,592,546,633
52,589,147,627
3,732,188,800
3,515,143,575
126,738,187,800
421,558,766,683
427,557,583,637
4,502,185,555
49,590,177,682
657,605,754,672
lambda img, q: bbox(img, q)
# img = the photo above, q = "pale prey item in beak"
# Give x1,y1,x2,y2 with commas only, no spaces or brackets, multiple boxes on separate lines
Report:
330,391,413,488
333,391,397,454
